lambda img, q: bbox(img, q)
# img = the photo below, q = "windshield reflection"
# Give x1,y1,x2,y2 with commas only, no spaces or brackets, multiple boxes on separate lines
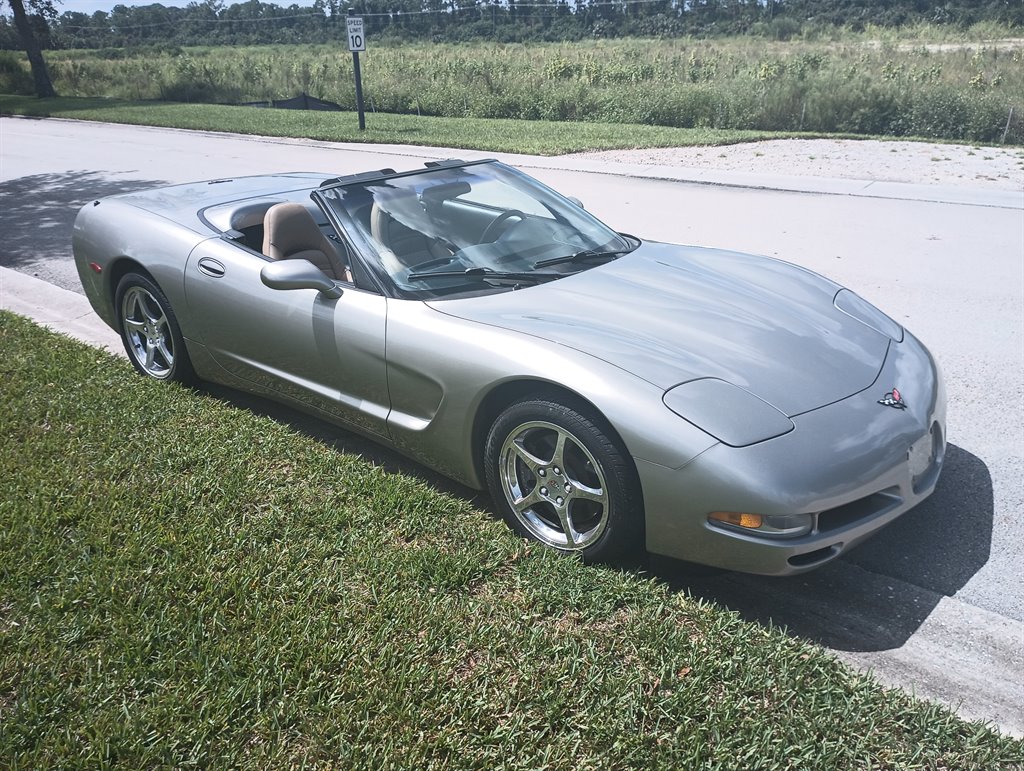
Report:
316,161,635,298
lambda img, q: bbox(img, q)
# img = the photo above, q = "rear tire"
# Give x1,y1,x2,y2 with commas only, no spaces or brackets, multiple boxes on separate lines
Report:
484,397,644,563
115,272,195,385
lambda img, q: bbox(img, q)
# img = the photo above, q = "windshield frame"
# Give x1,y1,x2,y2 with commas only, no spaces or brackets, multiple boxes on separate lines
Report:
311,159,637,301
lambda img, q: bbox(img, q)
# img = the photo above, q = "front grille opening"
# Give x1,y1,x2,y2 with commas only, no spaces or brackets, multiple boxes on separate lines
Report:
788,545,840,568
817,487,902,533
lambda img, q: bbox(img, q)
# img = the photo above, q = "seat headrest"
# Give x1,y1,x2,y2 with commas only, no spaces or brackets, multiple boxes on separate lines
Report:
263,202,324,258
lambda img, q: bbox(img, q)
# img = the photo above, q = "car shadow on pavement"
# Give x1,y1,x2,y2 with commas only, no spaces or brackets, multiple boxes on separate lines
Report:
191,379,993,654
0,171,169,288
652,443,994,652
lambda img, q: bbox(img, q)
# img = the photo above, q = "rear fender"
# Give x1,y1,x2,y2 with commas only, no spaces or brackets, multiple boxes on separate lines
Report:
73,199,209,338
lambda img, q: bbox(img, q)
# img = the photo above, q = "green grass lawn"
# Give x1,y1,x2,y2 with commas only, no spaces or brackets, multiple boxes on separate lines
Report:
0,94,815,155
1,310,1022,768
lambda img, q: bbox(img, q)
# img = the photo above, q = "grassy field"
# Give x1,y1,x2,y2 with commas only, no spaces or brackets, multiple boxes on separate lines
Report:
0,94,810,155
3,31,1021,143
3,310,1024,767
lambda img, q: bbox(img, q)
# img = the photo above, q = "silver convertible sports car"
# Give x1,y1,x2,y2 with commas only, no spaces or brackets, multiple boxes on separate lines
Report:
73,159,945,575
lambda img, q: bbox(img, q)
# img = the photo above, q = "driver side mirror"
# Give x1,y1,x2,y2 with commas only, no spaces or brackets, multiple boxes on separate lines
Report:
261,259,343,299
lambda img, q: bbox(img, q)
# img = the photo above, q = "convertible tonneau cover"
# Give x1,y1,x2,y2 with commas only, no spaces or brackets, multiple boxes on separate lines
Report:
102,173,336,235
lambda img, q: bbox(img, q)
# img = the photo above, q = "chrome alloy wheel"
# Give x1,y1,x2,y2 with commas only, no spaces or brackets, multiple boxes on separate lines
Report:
120,285,175,379
499,419,610,550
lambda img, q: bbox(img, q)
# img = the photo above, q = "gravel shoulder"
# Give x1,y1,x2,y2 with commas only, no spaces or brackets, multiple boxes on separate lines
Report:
573,139,1024,191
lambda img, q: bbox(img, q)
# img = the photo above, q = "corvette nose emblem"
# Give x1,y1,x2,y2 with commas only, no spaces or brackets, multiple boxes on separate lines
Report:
878,388,907,409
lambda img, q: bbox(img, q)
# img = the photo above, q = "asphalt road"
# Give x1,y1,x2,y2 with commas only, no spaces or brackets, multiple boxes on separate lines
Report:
2,117,1022,735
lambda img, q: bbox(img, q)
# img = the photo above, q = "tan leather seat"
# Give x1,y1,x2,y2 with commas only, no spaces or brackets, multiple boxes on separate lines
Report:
263,202,345,280
370,190,450,271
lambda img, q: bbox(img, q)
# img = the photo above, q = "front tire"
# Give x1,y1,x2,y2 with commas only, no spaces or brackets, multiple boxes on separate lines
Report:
115,272,195,384
484,397,643,562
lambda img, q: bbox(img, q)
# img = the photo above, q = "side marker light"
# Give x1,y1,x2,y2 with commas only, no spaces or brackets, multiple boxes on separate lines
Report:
708,511,763,529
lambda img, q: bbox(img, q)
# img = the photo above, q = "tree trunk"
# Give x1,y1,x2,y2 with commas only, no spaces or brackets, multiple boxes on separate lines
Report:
8,0,56,98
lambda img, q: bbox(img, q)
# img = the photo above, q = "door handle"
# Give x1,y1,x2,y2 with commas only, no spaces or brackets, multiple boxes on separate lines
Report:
197,257,226,278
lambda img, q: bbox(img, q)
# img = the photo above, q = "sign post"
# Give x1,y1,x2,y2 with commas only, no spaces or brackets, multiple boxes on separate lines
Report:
346,16,366,131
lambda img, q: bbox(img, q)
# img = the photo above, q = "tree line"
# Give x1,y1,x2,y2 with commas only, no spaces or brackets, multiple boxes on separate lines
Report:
2,0,1021,52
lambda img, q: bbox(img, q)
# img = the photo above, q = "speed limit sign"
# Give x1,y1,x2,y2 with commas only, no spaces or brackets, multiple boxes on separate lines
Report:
346,17,365,52
346,16,367,130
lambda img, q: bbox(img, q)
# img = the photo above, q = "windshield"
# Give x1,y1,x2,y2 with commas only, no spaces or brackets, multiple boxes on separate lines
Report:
315,161,636,299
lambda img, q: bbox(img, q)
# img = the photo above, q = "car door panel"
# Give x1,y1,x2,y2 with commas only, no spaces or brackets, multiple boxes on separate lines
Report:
183,237,389,437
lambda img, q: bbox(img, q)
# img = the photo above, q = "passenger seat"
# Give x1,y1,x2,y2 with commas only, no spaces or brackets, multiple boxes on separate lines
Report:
262,202,349,281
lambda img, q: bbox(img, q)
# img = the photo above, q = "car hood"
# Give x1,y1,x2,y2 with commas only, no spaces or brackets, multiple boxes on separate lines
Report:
427,242,891,416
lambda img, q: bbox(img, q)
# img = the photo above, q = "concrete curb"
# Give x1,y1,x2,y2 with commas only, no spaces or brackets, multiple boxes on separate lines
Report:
0,266,123,355
839,591,1024,739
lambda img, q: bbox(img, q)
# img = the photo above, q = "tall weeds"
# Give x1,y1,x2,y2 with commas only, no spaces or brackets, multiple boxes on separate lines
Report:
6,36,1022,143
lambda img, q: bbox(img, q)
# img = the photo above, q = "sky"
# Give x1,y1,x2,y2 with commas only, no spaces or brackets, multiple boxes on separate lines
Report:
55,0,317,14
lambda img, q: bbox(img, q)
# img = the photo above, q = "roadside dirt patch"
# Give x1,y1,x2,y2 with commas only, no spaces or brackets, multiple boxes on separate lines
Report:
574,139,1024,191
887,38,1024,52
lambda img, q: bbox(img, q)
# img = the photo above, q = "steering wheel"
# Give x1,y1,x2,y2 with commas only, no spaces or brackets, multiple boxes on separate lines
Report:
481,209,527,243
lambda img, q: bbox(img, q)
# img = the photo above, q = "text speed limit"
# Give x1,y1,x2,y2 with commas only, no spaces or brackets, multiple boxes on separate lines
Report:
346,17,365,52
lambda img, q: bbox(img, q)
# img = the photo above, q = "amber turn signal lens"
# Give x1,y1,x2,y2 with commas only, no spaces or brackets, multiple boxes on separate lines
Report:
708,511,764,529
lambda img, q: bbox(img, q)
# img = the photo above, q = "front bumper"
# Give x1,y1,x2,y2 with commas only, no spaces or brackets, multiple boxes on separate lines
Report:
640,331,946,575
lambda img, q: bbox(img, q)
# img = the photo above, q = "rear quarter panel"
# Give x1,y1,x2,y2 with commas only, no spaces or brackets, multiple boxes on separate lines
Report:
73,199,210,338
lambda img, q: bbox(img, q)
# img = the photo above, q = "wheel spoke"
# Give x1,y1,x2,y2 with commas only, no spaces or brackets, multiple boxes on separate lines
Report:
144,341,156,369
156,339,174,368
140,295,161,325
126,293,141,320
550,430,568,470
510,439,547,473
569,483,606,506
556,505,577,546
511,486,544,514
123,317,145,334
